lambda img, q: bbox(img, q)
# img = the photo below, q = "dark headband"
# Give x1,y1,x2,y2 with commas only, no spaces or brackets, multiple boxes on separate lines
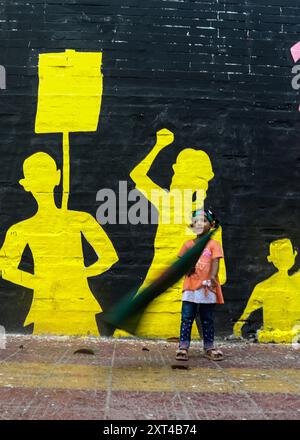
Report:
192,209,215,225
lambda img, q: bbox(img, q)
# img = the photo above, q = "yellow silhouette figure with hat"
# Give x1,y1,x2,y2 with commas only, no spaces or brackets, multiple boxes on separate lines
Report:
234,238,300,343
115,128,226,338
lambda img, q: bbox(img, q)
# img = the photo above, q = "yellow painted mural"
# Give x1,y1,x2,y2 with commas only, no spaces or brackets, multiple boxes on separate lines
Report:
0,153,118,335
0,50,118,336
233,238,300,343
1,48,297,343
115,128,226,339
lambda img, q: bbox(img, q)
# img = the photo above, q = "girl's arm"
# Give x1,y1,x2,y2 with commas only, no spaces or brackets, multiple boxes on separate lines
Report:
210,258,220,288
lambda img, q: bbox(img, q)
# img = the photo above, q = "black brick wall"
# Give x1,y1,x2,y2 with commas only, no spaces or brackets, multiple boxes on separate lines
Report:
0,0,299,337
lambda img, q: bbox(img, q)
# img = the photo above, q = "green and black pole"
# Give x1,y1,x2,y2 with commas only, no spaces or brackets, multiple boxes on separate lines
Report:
99,227,219,335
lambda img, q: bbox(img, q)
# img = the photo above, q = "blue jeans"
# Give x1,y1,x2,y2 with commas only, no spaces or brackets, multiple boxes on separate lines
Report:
179,301,215,351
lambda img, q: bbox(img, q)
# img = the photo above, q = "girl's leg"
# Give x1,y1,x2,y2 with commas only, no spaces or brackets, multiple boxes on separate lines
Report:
198,304,215,351
195,304,202,339
179,301,197,351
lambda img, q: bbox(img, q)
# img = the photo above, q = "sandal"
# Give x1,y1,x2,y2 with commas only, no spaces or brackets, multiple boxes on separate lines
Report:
175,349,189,361
204,348,224,361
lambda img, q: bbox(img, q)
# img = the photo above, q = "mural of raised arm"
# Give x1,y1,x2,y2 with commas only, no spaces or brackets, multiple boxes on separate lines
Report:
115,128,227,339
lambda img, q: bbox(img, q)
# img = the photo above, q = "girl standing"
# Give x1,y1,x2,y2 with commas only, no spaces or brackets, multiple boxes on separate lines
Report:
176,209,224,361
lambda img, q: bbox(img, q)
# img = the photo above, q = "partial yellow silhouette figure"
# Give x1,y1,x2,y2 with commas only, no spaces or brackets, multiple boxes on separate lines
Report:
115,128,226,338
233,238,300,343
0,153,118,335
0,49,118,335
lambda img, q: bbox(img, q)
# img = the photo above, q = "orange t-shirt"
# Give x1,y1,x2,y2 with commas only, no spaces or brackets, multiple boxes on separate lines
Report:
178,238,224,304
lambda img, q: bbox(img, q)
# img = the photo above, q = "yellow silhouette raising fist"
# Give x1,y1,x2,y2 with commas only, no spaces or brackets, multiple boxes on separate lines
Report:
115,128,226,339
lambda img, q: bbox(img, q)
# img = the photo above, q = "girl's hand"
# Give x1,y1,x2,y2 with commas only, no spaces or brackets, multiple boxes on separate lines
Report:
210,275,218,288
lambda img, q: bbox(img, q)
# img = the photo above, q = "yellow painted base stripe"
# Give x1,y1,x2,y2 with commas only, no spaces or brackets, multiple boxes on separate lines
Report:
0,362,299,393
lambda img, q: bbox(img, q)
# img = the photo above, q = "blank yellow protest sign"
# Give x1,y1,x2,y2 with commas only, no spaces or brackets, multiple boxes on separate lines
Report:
35,49,103,133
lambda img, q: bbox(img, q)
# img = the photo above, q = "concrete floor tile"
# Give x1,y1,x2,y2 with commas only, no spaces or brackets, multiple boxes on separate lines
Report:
0,336,299,420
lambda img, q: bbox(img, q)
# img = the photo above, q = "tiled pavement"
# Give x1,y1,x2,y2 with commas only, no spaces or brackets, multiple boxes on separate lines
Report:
0,336,299,420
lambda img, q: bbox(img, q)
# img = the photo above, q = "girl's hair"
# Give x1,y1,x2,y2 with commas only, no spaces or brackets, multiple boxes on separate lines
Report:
192,208,220,228
205,208,220,227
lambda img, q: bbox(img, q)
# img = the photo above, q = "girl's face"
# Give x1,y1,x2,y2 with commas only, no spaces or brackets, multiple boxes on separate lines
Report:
190,213,212,235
